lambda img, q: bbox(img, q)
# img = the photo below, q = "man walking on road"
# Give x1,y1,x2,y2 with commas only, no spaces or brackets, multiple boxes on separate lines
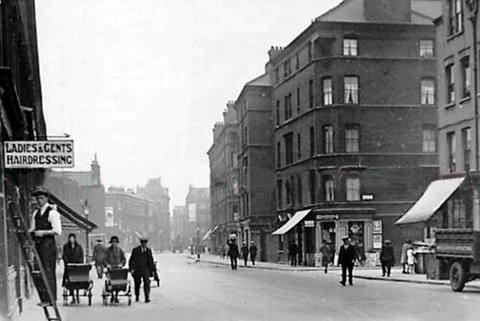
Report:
380,240,395,277
92,239,106,278
30,187,62,304
227,235,239,270
338,236,356,286
129,236,155,303
241,242,249,266
249,241,257,265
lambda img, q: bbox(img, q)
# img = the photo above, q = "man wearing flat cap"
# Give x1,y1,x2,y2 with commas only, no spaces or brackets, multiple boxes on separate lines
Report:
104,235,126,302
129,235,155,303
338,236,356,286
29,187,62,304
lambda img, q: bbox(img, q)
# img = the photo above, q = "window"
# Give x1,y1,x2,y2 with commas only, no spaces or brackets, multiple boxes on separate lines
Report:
297,133,302,158
420,40,434,58
447,132,456,173
284,133,293,165
277,180,283,208
244,126,248,145
322,77,333,106
296,53,300,70
276,100,280,126
346,176,361,201
422,126,437,152
323,125,334,154
297,175,303,205
309,170,316,204
449,0,463,35
286,180,292,205
446,64,455,104
461,57,471,98
421,79,435,105
275,68,280,83
284,94,292,120
462,127,472,172
309,127,315,157
345,124,360,153
344,76,359,104
343,38,358,56
276,142,281,168
297,88,301,111
307,42,312,61
323,176,335,202
309,79,314,108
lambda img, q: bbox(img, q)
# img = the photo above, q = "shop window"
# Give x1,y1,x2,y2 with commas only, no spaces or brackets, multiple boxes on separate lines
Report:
348,221,365,262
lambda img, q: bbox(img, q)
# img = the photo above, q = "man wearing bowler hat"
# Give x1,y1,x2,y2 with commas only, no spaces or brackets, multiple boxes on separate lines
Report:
338,236,356,286
29,187,62,304
104,235,126,302
129,235,155,303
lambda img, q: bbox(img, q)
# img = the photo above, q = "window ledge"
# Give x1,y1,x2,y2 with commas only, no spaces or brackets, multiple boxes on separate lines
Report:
445,102,456,109
447,30,465,41
459,96,471,104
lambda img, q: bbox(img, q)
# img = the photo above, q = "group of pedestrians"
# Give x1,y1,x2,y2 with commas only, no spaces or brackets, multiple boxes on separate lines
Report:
225,235,258,270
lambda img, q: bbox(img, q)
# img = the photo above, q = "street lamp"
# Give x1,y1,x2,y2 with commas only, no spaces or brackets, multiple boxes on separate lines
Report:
82,200,91,262
196,224,200,259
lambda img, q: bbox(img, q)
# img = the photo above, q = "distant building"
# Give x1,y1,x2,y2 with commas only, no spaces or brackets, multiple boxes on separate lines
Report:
172,205,188,251
207,102,240,251
185,186,211,249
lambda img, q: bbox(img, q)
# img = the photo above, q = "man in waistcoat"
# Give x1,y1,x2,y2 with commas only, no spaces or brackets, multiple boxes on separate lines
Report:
338,236,356,286
129,236,155,303
29,187,62,304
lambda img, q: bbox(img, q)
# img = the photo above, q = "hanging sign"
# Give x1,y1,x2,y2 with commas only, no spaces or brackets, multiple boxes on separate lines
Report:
3,140,74,168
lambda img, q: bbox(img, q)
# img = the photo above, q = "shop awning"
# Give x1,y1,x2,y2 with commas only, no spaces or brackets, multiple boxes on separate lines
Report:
395,177,465,225
272,209,311,235
203,226,219,240
49,193,97,232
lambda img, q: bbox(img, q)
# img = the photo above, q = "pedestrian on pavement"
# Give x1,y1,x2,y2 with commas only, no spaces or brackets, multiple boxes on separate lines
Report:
62,233,84,303
400,239,412,274
104,236,126,303
249,241,258,265
379,240,395,277
92,239,107,278
288,241,298,267
129,236,155,303
29,187,62,304
338,236,356,286
407,246,416,274
227,235,239,270
241,242,249,266
319,241,332,273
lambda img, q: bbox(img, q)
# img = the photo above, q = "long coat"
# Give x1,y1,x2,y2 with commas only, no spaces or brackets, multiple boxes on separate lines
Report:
380,244,395,267
241,244,249,259
62,242,84,264
227,240,239,258
320,244,331,266
338,244,356,266
128,246,155,275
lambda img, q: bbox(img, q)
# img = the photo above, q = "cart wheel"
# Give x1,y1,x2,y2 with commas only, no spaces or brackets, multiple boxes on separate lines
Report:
450,261,467,292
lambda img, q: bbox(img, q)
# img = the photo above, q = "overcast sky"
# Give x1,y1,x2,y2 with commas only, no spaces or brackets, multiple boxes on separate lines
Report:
35,0,342,208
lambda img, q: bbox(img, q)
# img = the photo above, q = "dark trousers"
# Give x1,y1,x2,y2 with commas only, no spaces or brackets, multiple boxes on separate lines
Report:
230,256,237,270
382,264,391,276
290,254,297,267
35,238,57,302
251,254,256,265
95,263,104,278
243,255,248,266
341,264,354,285
133,270,151,300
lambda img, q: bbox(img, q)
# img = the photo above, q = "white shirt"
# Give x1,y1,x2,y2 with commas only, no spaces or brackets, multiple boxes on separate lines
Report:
30,203,62,236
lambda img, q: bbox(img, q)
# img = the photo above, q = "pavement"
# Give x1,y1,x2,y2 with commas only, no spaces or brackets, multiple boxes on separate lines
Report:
195,254,480,289
18,253,480,321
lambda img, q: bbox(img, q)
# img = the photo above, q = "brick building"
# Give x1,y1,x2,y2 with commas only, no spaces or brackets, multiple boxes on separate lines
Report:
270,0,441,265
397,1,480,239
185,186,211,251
207,103,240,251
233,74,277,262
171,205,188,252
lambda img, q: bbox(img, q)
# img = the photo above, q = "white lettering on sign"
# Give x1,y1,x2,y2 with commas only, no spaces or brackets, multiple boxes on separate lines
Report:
4,141,74,169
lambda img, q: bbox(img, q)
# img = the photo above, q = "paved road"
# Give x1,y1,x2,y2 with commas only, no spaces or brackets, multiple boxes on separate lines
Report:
40,253,480,321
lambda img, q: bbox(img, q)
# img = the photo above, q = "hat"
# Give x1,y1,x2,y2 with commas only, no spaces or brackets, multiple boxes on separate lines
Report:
140,236,148,242
342,236,350,241
229,234,237,240
109,236,119,243
32,187,50,197
384,240,391,244
96,239,103,243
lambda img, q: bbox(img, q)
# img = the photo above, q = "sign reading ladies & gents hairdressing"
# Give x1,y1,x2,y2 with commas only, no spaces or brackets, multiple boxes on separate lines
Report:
3,140,74,168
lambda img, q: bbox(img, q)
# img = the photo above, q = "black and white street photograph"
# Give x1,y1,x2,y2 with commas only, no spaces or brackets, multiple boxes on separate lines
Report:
1,0,480,320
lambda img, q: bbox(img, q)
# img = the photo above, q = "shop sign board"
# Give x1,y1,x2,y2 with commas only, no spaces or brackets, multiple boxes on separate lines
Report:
373,234,383,249
304,220,314,227
4,140,74,168
316,214,339,221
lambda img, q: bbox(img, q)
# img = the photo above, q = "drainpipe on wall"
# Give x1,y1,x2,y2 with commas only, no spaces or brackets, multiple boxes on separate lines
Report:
467,1,479,171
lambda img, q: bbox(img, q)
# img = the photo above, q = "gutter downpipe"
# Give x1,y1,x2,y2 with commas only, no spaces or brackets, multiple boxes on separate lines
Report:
469,3,479,171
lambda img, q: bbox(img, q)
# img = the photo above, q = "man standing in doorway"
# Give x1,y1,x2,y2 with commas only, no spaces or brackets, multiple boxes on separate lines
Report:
129,236,155,303
30,187,62,304
338,236,356,286
288,241,298,267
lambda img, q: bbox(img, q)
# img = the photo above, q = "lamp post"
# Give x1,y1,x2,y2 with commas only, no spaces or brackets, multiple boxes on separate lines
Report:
196,224,200,259
82,200,91,262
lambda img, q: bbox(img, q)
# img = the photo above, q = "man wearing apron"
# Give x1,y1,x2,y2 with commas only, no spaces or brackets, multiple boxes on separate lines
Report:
30,187,62,304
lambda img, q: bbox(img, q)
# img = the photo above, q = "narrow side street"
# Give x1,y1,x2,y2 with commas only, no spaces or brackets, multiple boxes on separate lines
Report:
21,253,480,321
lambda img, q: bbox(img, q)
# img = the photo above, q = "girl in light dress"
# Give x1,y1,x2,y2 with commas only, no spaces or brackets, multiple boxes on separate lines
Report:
406,247,416,274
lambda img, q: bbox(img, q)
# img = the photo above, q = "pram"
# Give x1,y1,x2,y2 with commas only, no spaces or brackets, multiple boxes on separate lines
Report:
101,267,132,305
62,263,93,306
